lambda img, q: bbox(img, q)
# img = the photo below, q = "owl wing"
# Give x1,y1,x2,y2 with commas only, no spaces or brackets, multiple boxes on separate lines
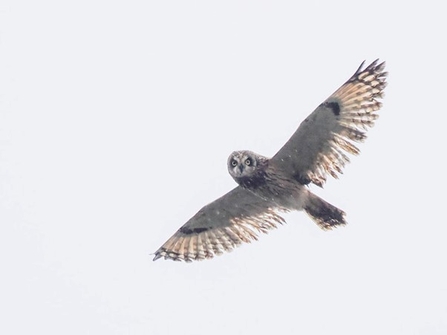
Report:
153,186,288,262
271,60,387,187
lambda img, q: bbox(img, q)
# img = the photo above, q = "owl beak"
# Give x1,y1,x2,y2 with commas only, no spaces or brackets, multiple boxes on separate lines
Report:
238,165,244,174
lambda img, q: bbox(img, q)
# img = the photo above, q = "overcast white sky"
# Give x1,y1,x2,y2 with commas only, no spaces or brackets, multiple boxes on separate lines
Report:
1,1,446,334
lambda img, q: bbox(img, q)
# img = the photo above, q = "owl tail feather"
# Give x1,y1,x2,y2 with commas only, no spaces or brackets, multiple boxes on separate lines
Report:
304,193,346,230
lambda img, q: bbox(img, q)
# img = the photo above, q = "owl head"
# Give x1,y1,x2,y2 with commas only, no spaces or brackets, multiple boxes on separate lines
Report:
227,150,262,179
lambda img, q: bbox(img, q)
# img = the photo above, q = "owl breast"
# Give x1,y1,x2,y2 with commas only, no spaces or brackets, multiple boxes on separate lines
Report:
235,172,267,190
236,165,306,210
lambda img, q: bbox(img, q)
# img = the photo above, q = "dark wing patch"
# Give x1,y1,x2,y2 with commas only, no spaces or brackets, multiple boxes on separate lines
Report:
324,101,341,116
271,59,387,187
179,226,210,234
153,187,288,262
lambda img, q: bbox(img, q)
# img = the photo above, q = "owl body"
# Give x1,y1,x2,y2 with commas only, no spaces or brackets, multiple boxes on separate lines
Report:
153,59,387,262
227,150,307,211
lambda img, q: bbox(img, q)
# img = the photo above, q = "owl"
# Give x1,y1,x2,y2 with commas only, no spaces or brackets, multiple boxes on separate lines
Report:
153,59,387,262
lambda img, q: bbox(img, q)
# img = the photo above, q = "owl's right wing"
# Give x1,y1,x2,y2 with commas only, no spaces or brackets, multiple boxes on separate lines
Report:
271,60,387,187
153,186,288,262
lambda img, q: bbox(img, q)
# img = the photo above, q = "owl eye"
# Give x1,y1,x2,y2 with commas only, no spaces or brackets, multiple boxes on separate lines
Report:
231,160,238,167
245,158,252,166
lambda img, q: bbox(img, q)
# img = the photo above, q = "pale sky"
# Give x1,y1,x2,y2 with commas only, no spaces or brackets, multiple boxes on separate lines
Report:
1,1,446,334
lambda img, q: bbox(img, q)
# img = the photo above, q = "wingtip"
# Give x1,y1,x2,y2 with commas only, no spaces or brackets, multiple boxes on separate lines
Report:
151,251,162,261
353,60,367,76
353,58,386,77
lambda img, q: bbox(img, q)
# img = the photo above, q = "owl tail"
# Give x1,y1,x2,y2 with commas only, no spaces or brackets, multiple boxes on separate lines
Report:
304,193,346,230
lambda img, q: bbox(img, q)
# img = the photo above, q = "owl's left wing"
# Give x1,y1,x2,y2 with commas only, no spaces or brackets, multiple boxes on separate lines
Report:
271,60,387,187
153,186,288,262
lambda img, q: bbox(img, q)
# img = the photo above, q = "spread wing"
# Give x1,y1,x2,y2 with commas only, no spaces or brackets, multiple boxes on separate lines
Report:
153,187,288,262
271,59,387,187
